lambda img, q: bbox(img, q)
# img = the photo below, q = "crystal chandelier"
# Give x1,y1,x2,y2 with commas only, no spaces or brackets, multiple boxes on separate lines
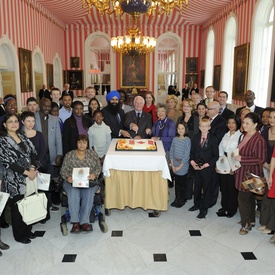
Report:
82,0,189,17
110,15,156,55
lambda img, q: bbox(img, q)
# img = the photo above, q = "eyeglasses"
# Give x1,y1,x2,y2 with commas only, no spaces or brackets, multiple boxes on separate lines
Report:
207,108,216,110
6,120,19,124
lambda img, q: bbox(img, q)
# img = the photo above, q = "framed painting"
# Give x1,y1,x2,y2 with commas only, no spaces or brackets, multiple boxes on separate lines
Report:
120,54,147,88
232,43,250,100
70,57,79,68
185,74,198,89
63,70,67,84
186,57,198,74
200,70,205,88
67,70,83,90
271,56,275,102
46,63,53,89
213,65,221,91
18,48,33,92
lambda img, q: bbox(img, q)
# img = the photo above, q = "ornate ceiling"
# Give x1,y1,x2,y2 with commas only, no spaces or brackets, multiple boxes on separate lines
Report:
35,0,234,27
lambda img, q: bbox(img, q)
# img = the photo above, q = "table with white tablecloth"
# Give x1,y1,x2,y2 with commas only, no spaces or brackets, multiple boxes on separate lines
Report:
102,139,171,211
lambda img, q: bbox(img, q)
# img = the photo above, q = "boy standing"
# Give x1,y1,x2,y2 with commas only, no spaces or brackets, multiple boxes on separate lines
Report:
88,110,111,165
189,118,219,219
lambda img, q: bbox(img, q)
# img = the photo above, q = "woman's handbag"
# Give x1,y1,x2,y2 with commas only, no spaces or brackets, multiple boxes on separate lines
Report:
241,170,266,195
17,178,48,225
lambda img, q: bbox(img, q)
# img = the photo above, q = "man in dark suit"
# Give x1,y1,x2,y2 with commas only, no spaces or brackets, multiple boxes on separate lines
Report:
62,83,74,101
38,84,51,100
235,90,264,117
124,96,152,139
207,101,227,143
0,97,5,116
102,90,130,139
201,85,216,107
207,100,227,208
218,91,234,121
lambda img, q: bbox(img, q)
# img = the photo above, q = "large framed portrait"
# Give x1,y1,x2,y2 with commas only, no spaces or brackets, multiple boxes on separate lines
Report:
70,57,79,68
19,48,33,92
120,54,147,88
67,70,83,90
233,43,250,100
200,70,205,88
46,63,53,89
213,65,221,91
185,74,198,89
186,57,198,74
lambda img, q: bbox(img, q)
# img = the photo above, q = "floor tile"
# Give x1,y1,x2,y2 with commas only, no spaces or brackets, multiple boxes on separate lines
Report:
153,253,167,262
241,252,257,260
189,230,202,236
62,254,77,262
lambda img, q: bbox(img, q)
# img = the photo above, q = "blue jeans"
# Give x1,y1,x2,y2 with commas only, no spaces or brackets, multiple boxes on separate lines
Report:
63,182,97,225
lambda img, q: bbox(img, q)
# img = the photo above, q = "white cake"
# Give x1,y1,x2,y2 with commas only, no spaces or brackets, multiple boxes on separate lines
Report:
116,139,157,151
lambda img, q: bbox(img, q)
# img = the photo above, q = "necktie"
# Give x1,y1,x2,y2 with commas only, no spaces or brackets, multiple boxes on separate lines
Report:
137,112,141,125
116,114,121,124
201,137,206,148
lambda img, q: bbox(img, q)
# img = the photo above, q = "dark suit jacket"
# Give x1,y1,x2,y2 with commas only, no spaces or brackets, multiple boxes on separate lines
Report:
39,89,51,100
62,90,74,100
124,110,152,138
209,115,227,143
220,107,234,121
190,132,219,169
235,105,264,117
102,106,125,138
0,104,5,116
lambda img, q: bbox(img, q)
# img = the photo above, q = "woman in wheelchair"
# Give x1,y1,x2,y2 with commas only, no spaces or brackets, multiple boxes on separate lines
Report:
60,134,101,233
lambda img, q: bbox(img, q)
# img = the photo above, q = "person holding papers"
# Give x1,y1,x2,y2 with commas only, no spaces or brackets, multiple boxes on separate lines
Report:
61,135,101,233
217,115,242,218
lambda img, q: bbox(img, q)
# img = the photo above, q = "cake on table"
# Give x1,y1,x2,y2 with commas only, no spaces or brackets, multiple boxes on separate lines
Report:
116,139,157,151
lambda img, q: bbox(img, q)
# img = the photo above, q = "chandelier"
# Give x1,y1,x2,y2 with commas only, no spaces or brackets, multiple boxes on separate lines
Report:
110,15,156,55
82,0,189,17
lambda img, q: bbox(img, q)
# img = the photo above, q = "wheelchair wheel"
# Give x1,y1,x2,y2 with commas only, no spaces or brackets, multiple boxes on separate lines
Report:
60,222,68,236
99,221,108,233
153,210,160,217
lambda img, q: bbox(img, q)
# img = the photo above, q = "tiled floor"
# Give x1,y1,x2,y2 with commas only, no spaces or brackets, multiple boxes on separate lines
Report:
1,191,275,275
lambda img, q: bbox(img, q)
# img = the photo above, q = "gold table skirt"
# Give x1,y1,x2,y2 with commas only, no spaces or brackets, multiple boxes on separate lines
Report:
105,169,168,211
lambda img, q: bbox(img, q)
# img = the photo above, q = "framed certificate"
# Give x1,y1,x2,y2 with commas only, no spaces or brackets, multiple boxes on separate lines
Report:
72,167,90,188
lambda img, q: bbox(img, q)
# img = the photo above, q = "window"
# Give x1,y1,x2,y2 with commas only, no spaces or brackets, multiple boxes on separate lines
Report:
249,0,274,106
205,29,215,90
155,34,183,104
221,16,237,103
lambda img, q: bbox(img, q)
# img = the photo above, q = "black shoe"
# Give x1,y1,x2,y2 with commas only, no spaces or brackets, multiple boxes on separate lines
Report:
0,250,2,256
0,240,10,250
50,206,59,211
227,213,234,218
0,221,9,229
174,201,185,208
196,212,206,220
168,181,174,188
188,205,199,212
20,238,31,244
217,208,227,216
29,232,36,239
170,200,178,207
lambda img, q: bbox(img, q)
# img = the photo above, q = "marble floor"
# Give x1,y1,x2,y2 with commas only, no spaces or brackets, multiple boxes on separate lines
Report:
1,191,275,275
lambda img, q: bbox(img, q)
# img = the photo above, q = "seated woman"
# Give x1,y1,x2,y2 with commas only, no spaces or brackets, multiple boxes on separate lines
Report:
60,135,101,233
0,114,37,244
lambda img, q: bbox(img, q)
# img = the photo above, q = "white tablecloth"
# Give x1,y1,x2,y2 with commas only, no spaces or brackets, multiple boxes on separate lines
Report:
103,139,171,181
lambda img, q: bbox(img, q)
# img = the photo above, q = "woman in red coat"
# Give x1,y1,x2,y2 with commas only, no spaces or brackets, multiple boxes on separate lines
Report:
234,112,266,235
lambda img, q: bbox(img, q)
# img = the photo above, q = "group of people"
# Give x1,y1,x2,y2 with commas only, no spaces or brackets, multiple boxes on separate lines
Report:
0,84,275,255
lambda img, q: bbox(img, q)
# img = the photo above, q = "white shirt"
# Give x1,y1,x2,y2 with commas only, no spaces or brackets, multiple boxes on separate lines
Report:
219,130,242,156
246,105,255,112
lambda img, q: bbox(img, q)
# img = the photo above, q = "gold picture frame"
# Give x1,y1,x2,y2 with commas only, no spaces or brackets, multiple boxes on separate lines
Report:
120,54,148,88
186,57,198,74
67,70,83,90
46,63,53,89
19,48,33,93
233,43,250,100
